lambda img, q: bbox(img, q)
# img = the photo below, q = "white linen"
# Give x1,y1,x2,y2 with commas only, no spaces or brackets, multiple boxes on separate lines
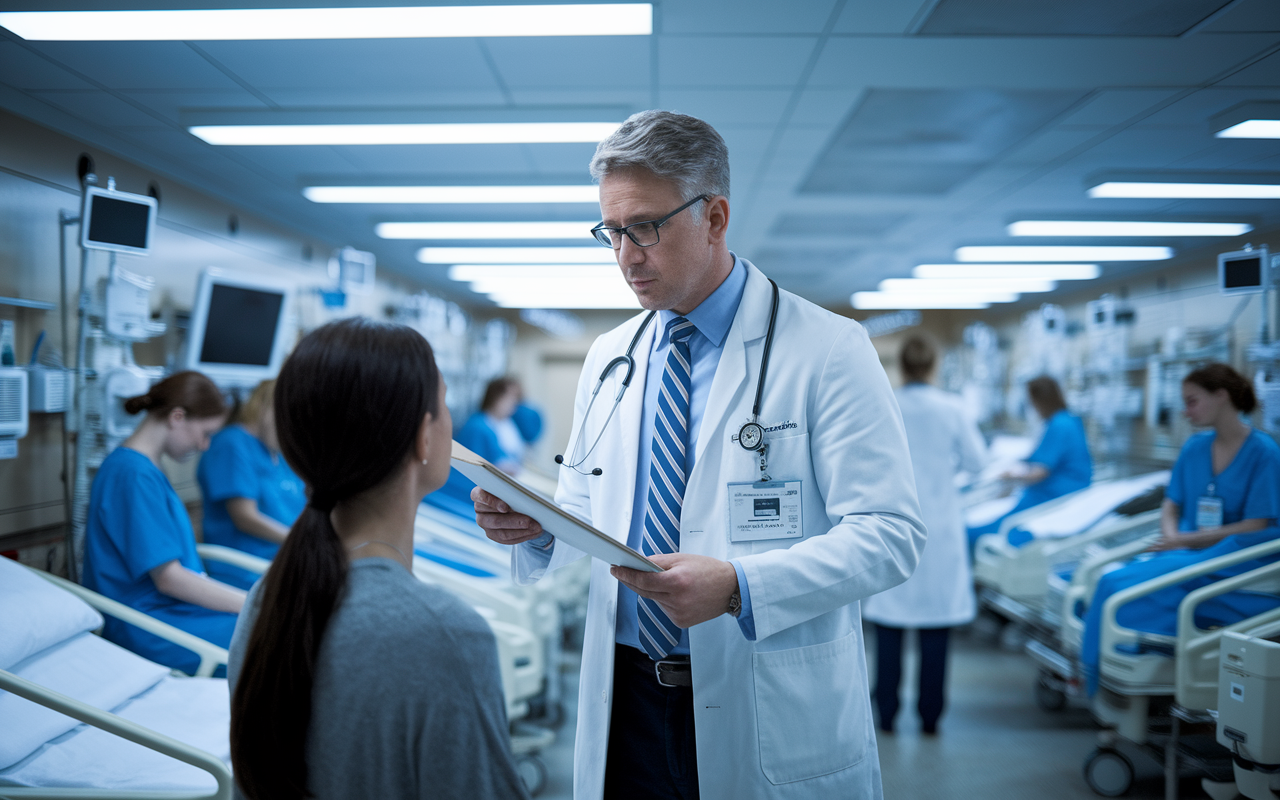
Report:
863,384,989,628
965,495,1020,528
0,558,102,671
1018,471,1169,539
0,632,167,769
0,675,229,791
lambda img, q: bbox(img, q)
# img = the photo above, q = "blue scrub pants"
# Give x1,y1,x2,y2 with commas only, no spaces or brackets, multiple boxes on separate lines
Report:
604,644,699,800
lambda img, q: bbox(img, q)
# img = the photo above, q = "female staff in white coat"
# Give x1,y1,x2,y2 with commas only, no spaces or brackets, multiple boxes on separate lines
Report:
863,337,987,735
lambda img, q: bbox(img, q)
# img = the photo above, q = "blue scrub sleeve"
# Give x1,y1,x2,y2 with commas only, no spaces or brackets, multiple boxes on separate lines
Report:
730,559,757,641
1026,415,1067,471
199,432,260,503
106,471,192,580
1242,448,1280,521
1166,446,1189,507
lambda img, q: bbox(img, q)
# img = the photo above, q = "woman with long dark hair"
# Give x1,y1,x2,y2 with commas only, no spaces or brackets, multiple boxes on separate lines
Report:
83,370,243,674
227,318,528,800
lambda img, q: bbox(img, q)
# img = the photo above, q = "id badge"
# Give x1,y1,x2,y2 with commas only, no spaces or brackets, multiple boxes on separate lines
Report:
1196,496,1224,530
728,480,803,542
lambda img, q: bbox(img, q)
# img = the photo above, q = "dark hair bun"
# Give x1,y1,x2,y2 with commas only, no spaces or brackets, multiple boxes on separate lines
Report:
123,393,153,415
1184,363,1256,413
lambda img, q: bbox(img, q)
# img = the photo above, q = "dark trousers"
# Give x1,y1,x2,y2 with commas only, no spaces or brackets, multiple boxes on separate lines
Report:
603,645,699,800
874,624,951,733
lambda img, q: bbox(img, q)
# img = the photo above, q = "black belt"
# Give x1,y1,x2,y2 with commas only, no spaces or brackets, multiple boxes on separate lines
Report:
617,644,692,688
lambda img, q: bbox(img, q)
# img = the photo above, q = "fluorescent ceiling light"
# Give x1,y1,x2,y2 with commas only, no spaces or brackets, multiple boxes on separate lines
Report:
1216,120,1280,139
0,5,653,41
191,122,620,146
487,290,640,309
418,247,615,264
913,264,1101,280
448,264,617,282
851,292,1002,310
304,185,598,204
1008,220,1251,237
956,246,1173,262
879,278,1056,294
1088,182,1280,199
378,221,595,240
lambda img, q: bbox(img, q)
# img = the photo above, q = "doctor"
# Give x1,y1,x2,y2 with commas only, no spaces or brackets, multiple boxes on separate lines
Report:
473,110,926,800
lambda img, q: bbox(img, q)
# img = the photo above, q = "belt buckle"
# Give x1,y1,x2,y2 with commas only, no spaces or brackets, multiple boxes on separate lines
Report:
653,658,690,688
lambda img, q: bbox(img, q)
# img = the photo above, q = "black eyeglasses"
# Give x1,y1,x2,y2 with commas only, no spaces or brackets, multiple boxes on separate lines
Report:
590,194,711,249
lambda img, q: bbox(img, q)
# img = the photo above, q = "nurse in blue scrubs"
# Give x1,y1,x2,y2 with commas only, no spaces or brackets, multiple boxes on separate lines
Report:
83,371,245,675
434,376,528,516
197,379,305,589
967,375,1093,548
1081,363,1280,692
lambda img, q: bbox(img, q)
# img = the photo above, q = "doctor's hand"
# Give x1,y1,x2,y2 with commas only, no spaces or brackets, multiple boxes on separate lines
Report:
471,487,545,545
612,553,739,629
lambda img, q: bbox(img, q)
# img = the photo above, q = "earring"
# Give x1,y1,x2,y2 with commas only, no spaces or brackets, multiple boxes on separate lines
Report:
422,459,428,466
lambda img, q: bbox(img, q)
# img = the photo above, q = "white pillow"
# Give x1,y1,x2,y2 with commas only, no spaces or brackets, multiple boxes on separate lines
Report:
0,632,168,770
0,558,103,671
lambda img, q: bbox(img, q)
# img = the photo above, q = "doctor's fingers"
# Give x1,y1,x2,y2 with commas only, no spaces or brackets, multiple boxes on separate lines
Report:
470,487,510,514
474,511,543,541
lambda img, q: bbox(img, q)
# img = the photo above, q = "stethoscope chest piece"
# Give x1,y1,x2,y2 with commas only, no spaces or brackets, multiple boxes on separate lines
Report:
737,421,765,452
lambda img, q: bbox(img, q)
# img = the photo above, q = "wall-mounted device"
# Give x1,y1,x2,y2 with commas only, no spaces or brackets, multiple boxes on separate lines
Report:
183,267,295,386
1219,246,1269,296
28,367,68,413
329,246,376,293
0,366,30,460
80,180,158,256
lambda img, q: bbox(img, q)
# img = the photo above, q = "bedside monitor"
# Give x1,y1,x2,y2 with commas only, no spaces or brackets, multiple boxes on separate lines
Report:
81,185,157,255
184,268,294,386
1219,247,1268,296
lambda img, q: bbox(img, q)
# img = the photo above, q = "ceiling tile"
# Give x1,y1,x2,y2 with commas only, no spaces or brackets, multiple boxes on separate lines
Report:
659,36,816,88
1218,50,1280,87
801,88,1082,194
771,211,907,236
918,0,1234,37
485,37,649,89
28,42,242,90
508,87,652,108
658,89,791,127
260,87,509,108
1193,0,1280,32
29,89,160,128
122,88,267,124
332,143,538,175
834,0,932,34
196,38,498,91
0,41,95,91
1056,89,1181,128
660,0,838,35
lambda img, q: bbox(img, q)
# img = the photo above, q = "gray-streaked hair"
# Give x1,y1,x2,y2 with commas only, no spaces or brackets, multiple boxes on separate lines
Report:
589,110,730,224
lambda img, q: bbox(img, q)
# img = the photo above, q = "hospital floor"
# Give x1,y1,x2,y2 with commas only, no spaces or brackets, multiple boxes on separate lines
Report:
539,619,1202,799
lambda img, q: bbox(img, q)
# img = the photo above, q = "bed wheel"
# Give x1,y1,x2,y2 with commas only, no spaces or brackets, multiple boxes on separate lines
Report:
517,755,548,796
1083,747,1134,797
1036,673,1067,712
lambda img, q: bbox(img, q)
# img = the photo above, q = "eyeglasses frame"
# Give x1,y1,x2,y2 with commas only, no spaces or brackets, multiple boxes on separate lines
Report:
589,194,712,249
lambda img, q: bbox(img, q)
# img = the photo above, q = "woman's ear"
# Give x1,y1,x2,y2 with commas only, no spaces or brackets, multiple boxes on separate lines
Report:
167,407,187,428
414,410,434,465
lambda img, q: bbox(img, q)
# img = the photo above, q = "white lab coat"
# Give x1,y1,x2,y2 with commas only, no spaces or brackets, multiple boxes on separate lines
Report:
863,384,988,629
514,261,925,800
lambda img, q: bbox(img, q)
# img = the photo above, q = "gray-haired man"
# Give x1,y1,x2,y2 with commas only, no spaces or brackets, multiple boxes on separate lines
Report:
474,110,925,799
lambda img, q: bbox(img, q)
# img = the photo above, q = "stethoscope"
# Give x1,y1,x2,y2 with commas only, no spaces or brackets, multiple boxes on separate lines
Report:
556,279,780,481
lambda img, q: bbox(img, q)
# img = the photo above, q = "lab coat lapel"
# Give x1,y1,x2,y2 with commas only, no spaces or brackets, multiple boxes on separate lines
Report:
601,314,655,542
693,261,773,466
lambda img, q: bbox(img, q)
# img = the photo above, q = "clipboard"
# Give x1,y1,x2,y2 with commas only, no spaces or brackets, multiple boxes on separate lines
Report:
450,441,662,573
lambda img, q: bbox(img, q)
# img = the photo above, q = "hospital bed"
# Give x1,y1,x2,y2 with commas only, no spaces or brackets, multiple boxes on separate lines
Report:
957,434,1036,508
974,472,1168,628
1063,540,1280,797
0,556,233,800
1217,628,1280,800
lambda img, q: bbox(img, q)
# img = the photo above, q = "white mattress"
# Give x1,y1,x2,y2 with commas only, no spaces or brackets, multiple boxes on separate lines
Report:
0,675,230,791
1018,471,1170,539
965,495,1020,528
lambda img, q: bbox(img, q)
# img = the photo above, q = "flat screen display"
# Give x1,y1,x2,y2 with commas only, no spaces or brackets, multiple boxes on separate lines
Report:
198,284,284,366
86,195,152,250
1223,256,1262,291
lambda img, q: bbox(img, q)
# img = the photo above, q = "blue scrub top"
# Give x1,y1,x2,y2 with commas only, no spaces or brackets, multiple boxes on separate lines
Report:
83,446,237,673
197,425,306,560
436,412,517,518
1022,410,1092,507
1166,429,1280,531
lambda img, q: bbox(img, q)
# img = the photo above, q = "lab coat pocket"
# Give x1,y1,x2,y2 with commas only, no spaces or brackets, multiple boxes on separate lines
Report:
752,629,865,784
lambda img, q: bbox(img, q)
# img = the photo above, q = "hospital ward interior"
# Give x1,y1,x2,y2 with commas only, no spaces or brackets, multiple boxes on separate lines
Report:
3,1,1280,798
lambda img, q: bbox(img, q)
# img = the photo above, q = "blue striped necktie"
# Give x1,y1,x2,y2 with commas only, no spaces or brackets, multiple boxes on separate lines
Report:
638,316,696,660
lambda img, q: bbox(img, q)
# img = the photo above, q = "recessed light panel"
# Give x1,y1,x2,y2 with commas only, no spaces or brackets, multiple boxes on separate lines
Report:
418,247,615,264
1216,120,1280,139
378,222,596,240
1087,182,1280,199
1008,220,1251,237
0,5,653,41
913,264,1101,280
191,122,620,146
851,292,1011,310
956,246,1173,262
304,186,599,204
879,278,1056,293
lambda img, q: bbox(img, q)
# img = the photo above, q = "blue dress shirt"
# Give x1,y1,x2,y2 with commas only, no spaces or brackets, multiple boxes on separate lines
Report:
526,256,758,652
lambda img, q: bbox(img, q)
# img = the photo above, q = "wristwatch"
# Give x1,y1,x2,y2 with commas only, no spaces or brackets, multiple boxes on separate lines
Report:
727,587,742,618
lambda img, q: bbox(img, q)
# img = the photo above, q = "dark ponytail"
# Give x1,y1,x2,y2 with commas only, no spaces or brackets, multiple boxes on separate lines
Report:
123,370,226,418
1184,362,1257,413
230,318,440,800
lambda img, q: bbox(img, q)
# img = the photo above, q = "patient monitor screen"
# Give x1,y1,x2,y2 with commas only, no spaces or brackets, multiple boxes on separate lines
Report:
86,195,151,250
199,284,284,366
1222,255,1262,292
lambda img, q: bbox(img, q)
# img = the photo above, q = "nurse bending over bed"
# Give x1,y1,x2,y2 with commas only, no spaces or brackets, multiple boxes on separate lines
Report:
197,379,305,589
1081,363,1280,692
82,371,245,675
228,318,528,800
